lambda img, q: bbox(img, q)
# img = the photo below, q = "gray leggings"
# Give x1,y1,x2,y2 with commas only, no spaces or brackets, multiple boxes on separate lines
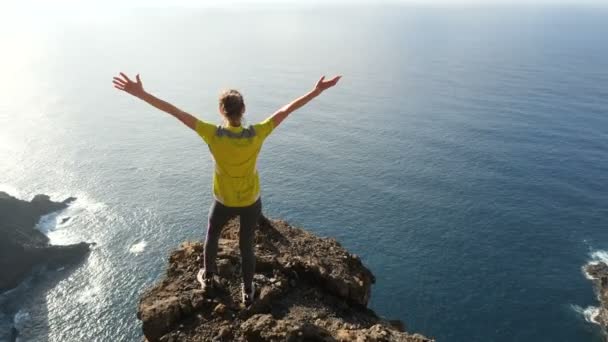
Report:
203,198,261,289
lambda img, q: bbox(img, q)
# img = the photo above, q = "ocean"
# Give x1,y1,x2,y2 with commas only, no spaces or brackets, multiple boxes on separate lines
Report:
1,4,607,341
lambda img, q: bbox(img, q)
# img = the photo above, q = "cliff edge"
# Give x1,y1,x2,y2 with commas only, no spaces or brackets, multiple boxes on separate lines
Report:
138,217,433,341
585,262,608,340
0,191,91,292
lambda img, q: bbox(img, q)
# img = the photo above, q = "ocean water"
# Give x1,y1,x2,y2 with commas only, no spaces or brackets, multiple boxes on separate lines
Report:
1,5,608,342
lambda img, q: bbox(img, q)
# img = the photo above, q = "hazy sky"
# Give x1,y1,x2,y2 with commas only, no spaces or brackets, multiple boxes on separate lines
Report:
4,0,608,8
1,0,606,24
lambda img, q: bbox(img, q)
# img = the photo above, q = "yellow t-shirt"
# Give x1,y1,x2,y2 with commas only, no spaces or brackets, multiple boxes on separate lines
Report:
195,118,275,207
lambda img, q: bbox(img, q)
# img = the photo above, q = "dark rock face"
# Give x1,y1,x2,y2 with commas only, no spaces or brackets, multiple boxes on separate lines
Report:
585,262,608,339
0,191,91,291
138,218,433,342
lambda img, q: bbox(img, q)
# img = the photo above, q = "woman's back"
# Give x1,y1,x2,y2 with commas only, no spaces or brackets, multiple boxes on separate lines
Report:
195,119,275,207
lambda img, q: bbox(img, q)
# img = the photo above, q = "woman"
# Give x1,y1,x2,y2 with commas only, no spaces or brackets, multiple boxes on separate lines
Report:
112,72,341,305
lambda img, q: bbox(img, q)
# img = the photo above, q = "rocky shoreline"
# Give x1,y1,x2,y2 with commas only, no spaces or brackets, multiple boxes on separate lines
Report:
138,217,433,341
0,191,92,292
585,262,608,341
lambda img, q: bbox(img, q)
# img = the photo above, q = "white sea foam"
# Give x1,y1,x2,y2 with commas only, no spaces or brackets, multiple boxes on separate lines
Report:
578,249,607,324
64,192,107,215
590,250,608,265
584,249,608,279
571,305,601,324
35,192,107,244
36,213,61,235
129,241,147,255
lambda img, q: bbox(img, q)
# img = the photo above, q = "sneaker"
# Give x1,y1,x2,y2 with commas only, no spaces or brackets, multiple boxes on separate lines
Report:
197,269,215,291
242,283,255,306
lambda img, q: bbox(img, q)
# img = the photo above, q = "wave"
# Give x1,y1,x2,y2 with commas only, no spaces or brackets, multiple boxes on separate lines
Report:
584,249,608,280
571,305,601,325
129,241,147,255
577,248,606,329
64,192,107,215
35,192,107,245
590,250,608,265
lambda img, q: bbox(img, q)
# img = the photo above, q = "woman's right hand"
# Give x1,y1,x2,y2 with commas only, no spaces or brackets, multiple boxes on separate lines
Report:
113,72,145,98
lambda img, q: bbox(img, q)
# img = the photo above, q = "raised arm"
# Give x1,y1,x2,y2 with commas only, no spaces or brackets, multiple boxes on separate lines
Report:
113,72,197,130
269,75,341,128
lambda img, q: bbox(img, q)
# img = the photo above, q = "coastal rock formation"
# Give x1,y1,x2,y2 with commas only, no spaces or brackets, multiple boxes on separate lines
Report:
585,262,608,339
138,217,433,342
0,191,92,291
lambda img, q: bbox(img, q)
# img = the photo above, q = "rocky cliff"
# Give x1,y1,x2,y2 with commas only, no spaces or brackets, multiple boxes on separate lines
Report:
138,217,433,341
585,262,608,340
0,191,91,292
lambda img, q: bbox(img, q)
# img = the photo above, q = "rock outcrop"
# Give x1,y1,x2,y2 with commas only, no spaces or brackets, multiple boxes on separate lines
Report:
585,262,608,340
138,217,433,341
0,191,92,291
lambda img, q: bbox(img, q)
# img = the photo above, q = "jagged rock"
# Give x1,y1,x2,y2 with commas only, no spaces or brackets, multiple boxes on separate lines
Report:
0,191,92,291
585,262,608,339
138,218,433,342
